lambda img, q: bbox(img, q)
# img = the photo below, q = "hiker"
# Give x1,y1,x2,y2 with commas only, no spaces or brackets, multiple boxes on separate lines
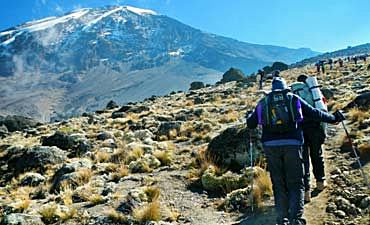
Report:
328,58,333,70
338,58,344,67
246,77,344,225
361,54,367,62
315,62,321,73
320,60,325,74
272,70,280,78
354,56,358,65
292,75,328,203
257,69,265,90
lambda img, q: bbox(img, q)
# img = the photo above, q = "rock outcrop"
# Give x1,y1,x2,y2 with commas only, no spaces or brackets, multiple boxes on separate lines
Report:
206,125,263,171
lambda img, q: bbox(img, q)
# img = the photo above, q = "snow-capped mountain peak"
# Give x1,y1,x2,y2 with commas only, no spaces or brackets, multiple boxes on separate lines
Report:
125,6,157,15
0,5,318,121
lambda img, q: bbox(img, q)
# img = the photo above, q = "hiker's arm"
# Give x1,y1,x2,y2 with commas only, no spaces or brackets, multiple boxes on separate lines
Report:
300,98,337,123
246,107,258,129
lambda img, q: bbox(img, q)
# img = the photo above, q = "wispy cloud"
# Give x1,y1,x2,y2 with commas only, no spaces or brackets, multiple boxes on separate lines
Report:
73,4,82,10
55,4,64,14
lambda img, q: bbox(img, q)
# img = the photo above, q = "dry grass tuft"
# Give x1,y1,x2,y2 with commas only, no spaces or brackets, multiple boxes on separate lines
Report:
158,135,169,141
255,170,273,197
186,146,213,180
133,200,161,222
95,151,111,163
144,186,160,202
110,165,129,182
106,208,128,223
219,110,239,123
60,183,73,206
126,147,144,163
153,150,172,166
88,194,105,206
252,185,263,208
359,143,370,162
75,168,92,186
59,207,78,222
348,108,370,123
110,148,127,163
10,186,34,202
39,203,59,224
12,199,31,212
126,112,140,122
168,129,178,140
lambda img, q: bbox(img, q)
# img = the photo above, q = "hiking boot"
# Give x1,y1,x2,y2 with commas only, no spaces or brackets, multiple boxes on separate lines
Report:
276,218,290,225
316,180,327,191
290,218,306,225
304,191,311,203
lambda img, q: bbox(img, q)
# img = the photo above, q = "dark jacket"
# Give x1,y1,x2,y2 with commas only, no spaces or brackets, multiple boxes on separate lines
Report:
247,93,337,144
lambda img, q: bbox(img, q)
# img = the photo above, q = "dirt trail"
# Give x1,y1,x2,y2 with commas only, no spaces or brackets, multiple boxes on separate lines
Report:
304,124,342,225
235,125,345,225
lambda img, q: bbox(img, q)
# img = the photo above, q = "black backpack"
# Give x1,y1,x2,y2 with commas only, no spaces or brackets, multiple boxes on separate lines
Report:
260,91,301,133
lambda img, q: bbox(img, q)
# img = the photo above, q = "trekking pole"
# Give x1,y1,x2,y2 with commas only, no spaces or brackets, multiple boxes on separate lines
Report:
249,131,254,213
341,121,370,189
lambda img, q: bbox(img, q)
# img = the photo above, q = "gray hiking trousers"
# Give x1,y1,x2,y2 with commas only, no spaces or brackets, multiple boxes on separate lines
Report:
264,145,306,225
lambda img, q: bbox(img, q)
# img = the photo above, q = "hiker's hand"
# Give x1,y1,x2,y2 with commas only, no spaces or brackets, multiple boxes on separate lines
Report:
245,110,253,119
334,110,345,123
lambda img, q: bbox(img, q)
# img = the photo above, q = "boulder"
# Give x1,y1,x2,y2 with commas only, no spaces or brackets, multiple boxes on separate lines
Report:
189,81,205,90
111,111,126,119
42,131,75,150
72,139,92,157
41,132,91,157
143,154,161,168
129,159,151,173
220,187,252,212
20,172,46,186
344,91,370,110
0,124,8,137
50,159,92,193
1,115,41,132
116,105,150,114
220,68,245,83
106,100,119,110
97,131,114,141
271,61,288,71
193,97,205,105
102,139,117,148
8,146,67,175
157,122,182,137
1,213,44,225
321,88,335,100
133,129,154,141
360,196,370,209
206,124,263,171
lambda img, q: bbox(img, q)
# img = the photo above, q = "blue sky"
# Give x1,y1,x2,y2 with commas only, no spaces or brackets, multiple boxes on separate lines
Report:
1,0,369,52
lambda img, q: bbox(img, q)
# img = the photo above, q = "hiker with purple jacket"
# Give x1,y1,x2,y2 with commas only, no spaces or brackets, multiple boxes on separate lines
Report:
246,77,344,225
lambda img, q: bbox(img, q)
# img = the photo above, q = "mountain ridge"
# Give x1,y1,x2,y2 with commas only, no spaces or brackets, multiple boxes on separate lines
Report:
292,43,370,67
0,5,319,121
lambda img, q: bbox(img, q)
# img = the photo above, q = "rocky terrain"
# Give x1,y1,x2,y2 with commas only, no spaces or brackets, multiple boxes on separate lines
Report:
0,59,369,225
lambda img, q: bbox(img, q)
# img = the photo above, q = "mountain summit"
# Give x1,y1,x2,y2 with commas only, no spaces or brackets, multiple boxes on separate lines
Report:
0,5,318,121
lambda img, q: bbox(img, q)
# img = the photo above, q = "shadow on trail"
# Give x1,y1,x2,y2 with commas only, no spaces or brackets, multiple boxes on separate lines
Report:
231,205,277,225
310,189,322,198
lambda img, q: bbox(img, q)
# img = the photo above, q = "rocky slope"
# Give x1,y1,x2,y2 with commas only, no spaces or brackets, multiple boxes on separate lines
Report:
0,58,369,225
0,5,318,121
292,43,370,67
